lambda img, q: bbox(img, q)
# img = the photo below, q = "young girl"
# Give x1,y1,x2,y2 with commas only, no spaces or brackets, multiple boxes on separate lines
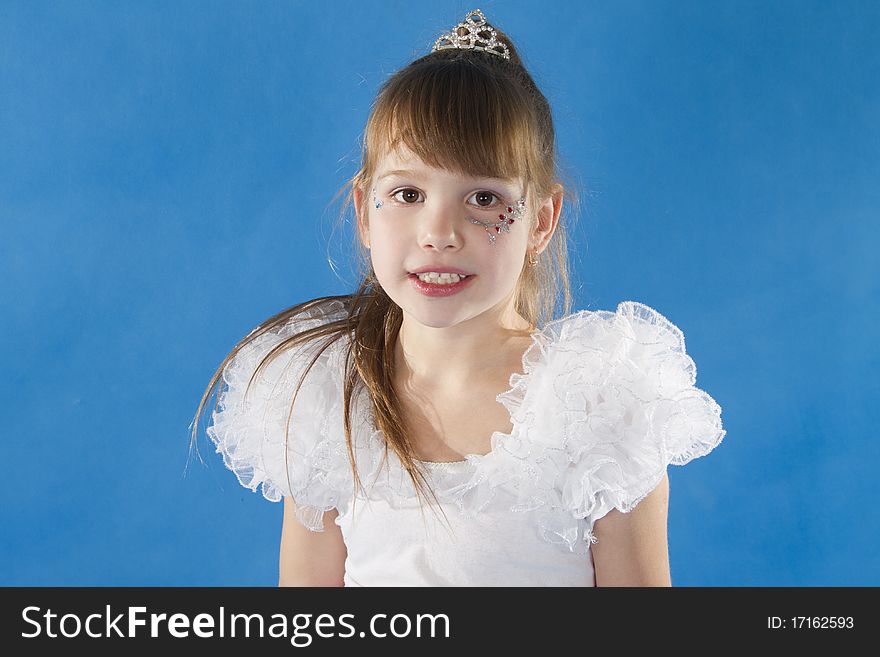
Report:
191,8,725,587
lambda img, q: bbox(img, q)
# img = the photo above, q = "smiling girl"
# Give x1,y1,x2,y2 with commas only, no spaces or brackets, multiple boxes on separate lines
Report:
191,8,725,587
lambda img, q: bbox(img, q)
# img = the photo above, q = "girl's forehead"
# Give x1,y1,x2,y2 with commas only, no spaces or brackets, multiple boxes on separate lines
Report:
376,149,447,177
375,152,521,187
374,144,522,184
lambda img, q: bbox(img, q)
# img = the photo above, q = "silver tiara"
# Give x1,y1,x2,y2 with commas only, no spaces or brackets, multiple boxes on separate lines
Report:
431,9,510,60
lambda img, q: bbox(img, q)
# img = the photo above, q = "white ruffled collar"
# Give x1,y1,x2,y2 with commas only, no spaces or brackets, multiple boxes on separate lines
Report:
211,298,724,555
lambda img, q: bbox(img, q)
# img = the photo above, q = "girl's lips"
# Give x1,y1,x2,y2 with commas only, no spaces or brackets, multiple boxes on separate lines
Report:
408,273,475,297
408,268,473,276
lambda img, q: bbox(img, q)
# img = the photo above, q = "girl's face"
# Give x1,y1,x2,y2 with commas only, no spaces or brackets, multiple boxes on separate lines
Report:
357,147,532,330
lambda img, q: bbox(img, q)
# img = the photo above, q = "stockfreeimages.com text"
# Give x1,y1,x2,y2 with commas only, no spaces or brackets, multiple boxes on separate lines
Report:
21,605,451,646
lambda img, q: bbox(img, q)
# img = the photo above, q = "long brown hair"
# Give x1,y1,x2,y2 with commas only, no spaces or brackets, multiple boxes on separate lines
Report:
189,20,582,530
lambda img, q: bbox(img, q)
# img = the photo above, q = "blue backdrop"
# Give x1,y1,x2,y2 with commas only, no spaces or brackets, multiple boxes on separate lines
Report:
2,0,877,586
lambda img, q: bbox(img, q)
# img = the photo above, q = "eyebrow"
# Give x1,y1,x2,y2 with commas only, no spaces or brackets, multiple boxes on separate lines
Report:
377,169,513,184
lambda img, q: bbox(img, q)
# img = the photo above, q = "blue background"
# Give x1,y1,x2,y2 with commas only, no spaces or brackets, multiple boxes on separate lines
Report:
2,0,877,586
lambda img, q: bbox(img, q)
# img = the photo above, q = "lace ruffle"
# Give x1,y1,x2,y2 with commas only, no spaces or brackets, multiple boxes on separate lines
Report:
349,301,726,554
206,299,352,531
553,301,726,533
208,299,726,551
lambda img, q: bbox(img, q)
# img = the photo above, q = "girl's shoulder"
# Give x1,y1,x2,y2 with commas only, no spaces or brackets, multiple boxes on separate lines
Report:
516,299,726,540
536,300,692,358
512,299,714,417
227,297,352,386
206,297,353,530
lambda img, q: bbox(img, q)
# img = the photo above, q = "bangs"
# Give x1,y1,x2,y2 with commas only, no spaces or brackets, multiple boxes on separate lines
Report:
365,57,537,185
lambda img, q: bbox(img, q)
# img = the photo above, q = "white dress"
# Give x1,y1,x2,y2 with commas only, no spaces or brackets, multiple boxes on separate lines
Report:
207,298,726,586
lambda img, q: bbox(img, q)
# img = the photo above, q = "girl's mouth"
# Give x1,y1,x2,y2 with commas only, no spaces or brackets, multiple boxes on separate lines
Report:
408,273,475,297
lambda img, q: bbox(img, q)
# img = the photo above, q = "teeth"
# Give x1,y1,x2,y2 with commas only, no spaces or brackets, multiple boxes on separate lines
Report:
415,272,468,283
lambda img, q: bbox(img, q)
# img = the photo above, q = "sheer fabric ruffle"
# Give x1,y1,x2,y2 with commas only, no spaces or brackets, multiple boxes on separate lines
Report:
207,299,726,552
206,299,352,531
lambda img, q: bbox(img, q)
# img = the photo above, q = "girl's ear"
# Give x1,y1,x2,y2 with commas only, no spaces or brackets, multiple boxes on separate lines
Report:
532,185,564,254
353,185,370,249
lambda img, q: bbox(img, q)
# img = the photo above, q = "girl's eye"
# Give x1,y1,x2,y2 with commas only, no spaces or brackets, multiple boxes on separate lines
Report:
469,191,501,207
391,188,422,204
389,188,502,207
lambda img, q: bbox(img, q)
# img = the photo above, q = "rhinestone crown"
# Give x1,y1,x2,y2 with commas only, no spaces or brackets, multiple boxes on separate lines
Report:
431,9,511,60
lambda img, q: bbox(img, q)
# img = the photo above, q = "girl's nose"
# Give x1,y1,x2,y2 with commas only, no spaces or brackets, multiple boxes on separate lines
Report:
418,201,464,250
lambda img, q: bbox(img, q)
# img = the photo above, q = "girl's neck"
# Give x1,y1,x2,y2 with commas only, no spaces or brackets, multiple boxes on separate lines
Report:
394,311,534,392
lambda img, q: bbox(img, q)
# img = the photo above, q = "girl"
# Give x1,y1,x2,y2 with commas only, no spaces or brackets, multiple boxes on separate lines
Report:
191,8,725,587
